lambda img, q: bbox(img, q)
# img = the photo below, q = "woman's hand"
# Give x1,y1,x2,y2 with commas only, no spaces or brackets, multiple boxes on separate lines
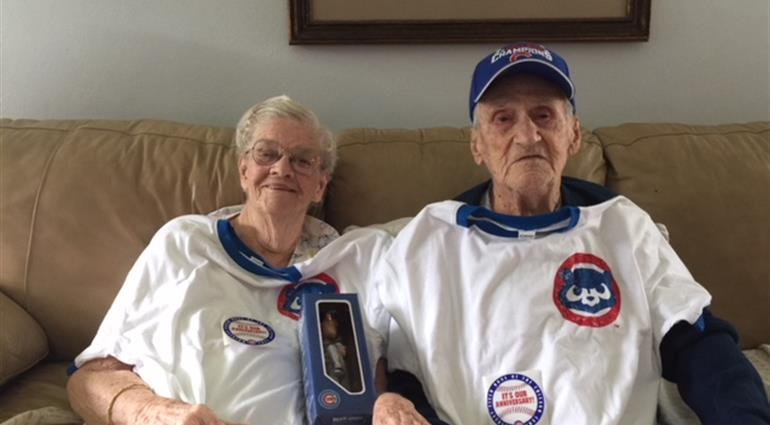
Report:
67,356,245,425
136,398,245,425
373,392,431,425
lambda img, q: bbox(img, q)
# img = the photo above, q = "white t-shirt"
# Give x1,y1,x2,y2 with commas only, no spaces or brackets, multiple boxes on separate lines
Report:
75,213,386,425
370,197,711,425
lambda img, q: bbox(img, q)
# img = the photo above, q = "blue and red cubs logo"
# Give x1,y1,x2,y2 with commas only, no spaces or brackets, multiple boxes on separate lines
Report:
277,273,339,320
553,253,621,327
319,389,340,409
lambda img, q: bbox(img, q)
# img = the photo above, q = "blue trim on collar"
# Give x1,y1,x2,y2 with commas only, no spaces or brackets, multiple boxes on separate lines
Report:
217,219,302,282
455,204,580,238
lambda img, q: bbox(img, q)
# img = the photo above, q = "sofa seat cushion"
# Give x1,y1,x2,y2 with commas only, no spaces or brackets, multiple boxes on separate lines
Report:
598,122,770,349
745,345,770,395
0,292,48,387
0,362,78,424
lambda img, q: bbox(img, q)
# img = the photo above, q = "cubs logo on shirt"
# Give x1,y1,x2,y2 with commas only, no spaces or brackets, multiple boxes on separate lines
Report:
553,253,621,327
277,273,339,320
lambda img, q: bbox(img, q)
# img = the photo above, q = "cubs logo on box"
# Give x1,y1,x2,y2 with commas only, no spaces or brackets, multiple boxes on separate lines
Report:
300,293,375,425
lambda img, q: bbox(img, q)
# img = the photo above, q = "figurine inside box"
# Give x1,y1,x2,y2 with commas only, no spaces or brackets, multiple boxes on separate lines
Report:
301,293,377,424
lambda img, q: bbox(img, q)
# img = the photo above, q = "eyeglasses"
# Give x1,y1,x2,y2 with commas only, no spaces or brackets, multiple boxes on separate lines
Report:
248,140,322,175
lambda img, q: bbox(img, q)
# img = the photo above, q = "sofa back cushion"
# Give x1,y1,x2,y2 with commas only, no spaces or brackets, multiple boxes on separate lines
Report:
598,122,770,348
0,119,244,360
324,127,606,231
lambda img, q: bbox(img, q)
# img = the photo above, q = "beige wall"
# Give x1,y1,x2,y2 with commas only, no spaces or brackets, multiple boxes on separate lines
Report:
1,0,768,130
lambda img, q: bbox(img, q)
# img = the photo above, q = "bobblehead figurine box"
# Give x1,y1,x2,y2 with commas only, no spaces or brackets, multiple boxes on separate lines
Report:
300,293,376,425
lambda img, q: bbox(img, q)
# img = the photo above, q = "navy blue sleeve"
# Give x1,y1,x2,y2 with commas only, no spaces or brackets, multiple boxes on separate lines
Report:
386,370,449,425
660,309,770,424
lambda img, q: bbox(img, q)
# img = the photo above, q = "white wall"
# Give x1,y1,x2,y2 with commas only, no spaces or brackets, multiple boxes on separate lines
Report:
1,0,768,130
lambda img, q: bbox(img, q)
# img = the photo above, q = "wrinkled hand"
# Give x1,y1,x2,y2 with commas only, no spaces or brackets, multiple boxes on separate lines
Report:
136,397,246,425
373,393,431,425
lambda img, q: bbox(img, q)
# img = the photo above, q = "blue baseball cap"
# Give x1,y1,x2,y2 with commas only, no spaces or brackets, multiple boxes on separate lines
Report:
469,43,575,121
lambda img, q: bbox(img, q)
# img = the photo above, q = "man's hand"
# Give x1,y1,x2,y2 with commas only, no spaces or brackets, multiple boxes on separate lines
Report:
373,392,431,425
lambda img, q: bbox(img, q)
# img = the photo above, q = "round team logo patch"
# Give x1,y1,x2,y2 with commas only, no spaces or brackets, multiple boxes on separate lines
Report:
553,253,621,327
487,374,545,425
277,273,339,320
319,389,340,409
223,317,275,346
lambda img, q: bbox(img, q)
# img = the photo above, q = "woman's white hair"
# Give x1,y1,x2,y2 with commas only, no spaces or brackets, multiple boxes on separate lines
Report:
235,95,337,173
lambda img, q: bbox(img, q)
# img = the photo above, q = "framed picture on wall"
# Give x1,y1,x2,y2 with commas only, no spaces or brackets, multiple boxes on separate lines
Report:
289,0,650,44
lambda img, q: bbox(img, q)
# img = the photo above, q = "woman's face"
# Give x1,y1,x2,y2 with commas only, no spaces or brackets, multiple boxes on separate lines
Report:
238,116,329,217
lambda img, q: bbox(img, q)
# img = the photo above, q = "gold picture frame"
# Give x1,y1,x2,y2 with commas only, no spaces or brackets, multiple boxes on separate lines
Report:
289,0,651,44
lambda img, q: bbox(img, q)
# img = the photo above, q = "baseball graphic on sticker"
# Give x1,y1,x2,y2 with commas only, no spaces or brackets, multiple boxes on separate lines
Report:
487,373,545,425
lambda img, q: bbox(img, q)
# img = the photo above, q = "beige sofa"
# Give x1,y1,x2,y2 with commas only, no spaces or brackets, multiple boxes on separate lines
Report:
1,119,768,424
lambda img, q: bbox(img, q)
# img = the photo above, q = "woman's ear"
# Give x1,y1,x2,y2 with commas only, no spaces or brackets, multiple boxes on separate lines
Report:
238,156,249,191
313,172,330,204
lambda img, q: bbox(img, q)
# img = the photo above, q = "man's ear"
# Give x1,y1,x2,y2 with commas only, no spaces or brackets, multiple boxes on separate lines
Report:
313,172,330,204
470,128,485,166
567,117,582,157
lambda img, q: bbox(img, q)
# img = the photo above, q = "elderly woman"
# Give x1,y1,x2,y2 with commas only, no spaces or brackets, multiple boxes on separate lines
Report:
67,95,343,425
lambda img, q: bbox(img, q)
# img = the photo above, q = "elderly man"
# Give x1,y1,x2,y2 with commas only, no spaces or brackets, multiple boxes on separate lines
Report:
369,43,770,425
455,44,615,212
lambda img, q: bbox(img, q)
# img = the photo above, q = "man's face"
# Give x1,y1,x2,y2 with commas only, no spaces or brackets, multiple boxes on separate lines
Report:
471,74,581,198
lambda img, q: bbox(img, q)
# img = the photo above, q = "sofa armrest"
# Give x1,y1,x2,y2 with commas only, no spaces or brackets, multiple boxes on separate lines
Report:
0,291,49,386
